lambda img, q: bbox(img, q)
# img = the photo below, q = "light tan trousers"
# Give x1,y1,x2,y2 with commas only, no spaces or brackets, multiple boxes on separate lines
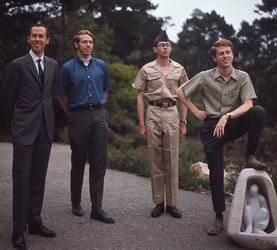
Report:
146,105,179,207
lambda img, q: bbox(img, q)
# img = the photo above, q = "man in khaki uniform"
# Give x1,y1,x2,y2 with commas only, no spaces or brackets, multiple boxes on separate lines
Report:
133,31,188,218
176,39,267,235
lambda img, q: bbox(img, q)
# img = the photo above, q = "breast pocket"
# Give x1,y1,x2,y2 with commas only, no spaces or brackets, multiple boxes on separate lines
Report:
165,73,179,92
146,72,163,92
225,88,240,106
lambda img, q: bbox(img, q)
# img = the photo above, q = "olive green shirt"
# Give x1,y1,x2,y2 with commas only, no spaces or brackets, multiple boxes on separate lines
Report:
180,67,257,118
132,59,188,102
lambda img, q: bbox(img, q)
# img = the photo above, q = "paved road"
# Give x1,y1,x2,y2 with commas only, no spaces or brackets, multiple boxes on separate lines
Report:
0,142,249,250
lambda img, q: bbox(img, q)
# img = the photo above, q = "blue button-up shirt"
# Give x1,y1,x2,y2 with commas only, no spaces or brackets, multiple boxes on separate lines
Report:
58,55,111,108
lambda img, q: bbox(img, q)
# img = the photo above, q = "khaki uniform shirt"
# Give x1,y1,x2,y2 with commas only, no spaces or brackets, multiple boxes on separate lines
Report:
180,67,257,118
132,59,187,102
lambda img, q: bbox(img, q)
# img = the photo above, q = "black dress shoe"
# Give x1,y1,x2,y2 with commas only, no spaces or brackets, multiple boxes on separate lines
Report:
28,225,56,238
72,204,84,216
151,203,164,217
166,205,182,218
12,233,27,250
90,209,115,224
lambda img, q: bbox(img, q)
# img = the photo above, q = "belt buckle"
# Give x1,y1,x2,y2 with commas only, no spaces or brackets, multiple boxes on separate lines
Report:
162,102,169,108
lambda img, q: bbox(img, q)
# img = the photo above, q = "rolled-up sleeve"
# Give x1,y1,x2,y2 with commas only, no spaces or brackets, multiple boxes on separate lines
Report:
239,72,257,102
132,68,147,92
180,72,203,97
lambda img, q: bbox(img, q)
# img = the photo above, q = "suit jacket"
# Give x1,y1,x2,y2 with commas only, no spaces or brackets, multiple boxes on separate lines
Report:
2,53,58,145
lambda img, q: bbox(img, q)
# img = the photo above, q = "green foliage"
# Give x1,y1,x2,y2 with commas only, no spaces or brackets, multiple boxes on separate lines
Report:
57,126,70,145
236,0,277,127
258,126,277,164
106,63,143,148
178,139,208,190
184,94,205,137
174,8,236,76
47,11,115,65
89,0,164,67
224,125,277,165
225,176,237,194
107,138,209,191
108,146,150,177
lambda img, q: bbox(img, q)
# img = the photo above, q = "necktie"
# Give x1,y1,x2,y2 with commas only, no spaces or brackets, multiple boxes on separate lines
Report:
37,59,44,84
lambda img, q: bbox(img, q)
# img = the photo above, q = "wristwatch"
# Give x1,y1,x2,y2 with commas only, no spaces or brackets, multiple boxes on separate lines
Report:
180,119,187,125
226,113,232,120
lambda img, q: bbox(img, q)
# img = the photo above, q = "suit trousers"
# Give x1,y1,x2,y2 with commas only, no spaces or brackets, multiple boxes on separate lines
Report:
200,105,265,214
12,118,51,233
68,107,108,211
146,105,179,207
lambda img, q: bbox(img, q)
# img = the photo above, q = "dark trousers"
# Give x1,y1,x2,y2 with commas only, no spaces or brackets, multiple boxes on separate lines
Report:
68,107,108,211
12,120,51,233
200,106,265,214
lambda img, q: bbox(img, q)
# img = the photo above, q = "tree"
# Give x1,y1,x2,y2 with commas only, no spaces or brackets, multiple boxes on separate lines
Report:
88,0,165,67
174,9,237,77
106,62,144,148
237,0,277,126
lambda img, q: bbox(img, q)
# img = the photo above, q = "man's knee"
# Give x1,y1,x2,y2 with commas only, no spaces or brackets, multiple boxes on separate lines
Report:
251,105,266,120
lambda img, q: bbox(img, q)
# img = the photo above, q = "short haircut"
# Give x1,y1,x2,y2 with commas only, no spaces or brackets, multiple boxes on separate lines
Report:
211,39,234,57
28,23,49,38
74,30,95,43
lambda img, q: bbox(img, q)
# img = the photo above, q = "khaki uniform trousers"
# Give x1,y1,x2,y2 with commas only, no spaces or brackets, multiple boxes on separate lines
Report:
146,105,179,206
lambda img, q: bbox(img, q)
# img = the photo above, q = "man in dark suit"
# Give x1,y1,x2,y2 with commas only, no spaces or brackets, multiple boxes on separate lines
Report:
2,24,58,250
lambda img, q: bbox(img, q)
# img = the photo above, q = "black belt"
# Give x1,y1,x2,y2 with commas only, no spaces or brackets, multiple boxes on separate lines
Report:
70,104,102,111
149,101,176,108
204,117,220,122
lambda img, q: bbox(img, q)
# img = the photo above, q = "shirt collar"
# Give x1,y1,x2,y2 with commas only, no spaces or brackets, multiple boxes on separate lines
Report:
214,67,238,81
151,58,172,68
29,49,44,62
229,67,238,80
75,55,93,65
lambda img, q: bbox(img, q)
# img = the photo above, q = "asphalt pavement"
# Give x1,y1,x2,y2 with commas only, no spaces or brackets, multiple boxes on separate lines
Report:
0,142,250,250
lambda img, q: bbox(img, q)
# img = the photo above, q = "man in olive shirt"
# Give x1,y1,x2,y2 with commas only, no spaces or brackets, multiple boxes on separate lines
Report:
133,30,188,218
176,39,267,235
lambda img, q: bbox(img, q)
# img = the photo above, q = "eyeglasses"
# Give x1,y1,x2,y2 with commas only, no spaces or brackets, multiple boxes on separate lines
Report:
157,43,171,48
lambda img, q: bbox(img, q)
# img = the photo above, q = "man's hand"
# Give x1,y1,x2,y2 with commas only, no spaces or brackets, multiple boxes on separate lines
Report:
179,123,187,138
140,124,147,139
196,110,207,121
213,115,228,138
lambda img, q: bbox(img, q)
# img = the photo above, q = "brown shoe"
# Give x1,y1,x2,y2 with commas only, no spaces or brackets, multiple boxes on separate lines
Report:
207,217,223,235
245,155,267,170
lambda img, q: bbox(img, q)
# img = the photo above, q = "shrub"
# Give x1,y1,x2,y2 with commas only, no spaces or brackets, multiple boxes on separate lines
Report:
178,138,208,190
107,145,149,177
107,137,209,191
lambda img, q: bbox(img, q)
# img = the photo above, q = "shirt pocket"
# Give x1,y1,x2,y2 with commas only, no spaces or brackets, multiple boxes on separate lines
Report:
146,72,163,92
224,87,240,106
165,73,179,93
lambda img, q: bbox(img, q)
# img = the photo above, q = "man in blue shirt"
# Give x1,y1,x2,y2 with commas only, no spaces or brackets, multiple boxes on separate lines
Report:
58,30,114,223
